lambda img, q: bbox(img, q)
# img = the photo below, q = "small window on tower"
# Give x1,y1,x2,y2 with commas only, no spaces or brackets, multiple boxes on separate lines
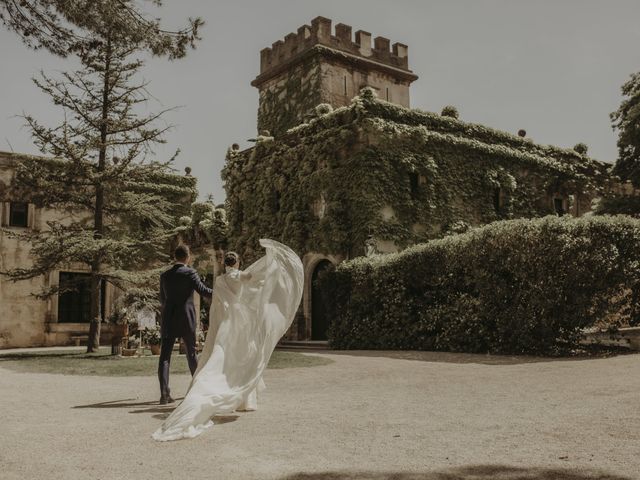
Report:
9,202,29,227
386,87,390,101
343,76,348,96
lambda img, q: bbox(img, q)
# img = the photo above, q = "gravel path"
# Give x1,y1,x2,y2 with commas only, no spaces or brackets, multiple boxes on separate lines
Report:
0,350,638,480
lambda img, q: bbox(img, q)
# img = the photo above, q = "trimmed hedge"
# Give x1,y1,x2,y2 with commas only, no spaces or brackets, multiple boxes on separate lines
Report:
321,216,640,354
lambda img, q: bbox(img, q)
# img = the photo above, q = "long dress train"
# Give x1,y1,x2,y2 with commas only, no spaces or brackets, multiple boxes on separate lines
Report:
152,239,304,441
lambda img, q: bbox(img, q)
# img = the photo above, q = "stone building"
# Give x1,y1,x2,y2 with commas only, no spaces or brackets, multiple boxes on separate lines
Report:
0,151,198,349
223,17,614,343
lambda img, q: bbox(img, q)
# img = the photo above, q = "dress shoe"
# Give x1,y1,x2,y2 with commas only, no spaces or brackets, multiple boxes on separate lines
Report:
159,395,175,405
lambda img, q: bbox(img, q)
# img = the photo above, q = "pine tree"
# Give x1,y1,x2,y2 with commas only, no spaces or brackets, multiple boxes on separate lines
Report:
612,72,640,186
0,0,202,59
2,1,200,352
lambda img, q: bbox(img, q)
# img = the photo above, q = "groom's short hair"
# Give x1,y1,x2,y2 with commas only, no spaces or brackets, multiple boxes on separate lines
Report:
174,244,190,262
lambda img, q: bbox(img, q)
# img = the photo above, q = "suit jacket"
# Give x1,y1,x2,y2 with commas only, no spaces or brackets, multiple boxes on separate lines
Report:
160,264,213,338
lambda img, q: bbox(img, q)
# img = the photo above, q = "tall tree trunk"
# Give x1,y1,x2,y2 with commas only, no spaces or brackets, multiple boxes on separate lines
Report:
86,35,111,353
87,270,102,352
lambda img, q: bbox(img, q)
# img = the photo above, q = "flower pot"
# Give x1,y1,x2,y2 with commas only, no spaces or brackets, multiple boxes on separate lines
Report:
121,348,137,357
149,344,161,355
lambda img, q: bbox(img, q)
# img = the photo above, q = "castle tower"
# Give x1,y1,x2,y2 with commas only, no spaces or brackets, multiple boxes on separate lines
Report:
251,16,419,136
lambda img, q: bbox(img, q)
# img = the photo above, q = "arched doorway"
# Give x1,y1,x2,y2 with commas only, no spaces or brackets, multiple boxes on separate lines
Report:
311,260,332,340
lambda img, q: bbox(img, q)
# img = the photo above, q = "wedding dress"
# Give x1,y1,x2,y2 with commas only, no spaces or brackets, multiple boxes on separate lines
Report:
152,239,304,441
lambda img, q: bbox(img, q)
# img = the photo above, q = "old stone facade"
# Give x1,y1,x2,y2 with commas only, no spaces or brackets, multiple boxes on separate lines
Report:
0,152,199,349
223,17,615,342
0,152,114,347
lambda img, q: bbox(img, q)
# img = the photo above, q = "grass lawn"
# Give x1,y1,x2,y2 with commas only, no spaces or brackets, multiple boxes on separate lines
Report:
0,348,333,376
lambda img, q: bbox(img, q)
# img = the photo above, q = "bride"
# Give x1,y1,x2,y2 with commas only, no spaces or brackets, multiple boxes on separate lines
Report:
152,239,304,441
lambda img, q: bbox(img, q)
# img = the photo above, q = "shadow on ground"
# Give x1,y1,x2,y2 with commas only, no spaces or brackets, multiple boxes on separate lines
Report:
318,349,636,366
73,398,183,410
0,351,101,360
71,398,240,424
279,465,631,480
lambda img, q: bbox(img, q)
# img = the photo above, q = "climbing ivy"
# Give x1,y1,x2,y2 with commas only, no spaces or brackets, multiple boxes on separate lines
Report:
257,58,324,137
223,89,611,263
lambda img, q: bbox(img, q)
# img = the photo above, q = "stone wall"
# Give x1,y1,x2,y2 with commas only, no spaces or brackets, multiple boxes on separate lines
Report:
256,58,323,137
319,61,411,109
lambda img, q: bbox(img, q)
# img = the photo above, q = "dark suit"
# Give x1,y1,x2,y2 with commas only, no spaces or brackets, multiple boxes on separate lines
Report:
158,263,213,398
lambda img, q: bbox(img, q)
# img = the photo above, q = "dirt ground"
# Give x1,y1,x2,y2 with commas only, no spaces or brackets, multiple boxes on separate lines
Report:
0,350,638,480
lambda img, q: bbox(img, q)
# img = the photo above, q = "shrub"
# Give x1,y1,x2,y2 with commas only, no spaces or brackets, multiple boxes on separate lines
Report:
320,216,640,354
441,105,459,119
315,103,334,116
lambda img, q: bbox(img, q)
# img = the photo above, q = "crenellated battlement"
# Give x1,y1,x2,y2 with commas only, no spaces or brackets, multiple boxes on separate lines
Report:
257,16,412,78
252,17,418,135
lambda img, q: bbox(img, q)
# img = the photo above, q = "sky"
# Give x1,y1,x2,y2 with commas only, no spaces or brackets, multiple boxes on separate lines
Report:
1,0,639,202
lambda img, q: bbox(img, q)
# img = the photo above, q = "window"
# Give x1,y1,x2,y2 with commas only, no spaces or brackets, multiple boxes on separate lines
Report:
343,76,347,96
9,202,28,227
409,172,419,197
57,272,105,323
554,198,565,216
386,87,390,101
493,188,502,213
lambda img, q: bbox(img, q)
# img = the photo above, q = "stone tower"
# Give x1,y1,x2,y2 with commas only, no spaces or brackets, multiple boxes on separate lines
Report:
251,16,419,136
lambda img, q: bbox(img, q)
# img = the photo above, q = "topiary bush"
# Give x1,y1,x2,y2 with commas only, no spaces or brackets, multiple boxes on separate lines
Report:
320,215,640,354
441,105,459,119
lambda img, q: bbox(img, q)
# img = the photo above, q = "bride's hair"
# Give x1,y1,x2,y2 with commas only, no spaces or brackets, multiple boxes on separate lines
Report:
224,251,239,268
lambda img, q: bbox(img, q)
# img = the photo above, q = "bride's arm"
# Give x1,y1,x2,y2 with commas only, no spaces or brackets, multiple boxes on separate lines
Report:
239,270,267,288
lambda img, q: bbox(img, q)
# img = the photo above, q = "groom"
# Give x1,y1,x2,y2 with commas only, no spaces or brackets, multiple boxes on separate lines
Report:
158,244,213,404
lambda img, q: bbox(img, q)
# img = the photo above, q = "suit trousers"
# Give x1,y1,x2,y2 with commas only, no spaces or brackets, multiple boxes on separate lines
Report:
158,332,198,397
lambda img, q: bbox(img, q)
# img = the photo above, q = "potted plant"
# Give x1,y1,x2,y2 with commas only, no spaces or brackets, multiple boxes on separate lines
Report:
122,334,139,357
197,329,207,352
144,325,162,355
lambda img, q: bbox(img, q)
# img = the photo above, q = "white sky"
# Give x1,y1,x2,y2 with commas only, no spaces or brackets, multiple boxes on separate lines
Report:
1,0,639,202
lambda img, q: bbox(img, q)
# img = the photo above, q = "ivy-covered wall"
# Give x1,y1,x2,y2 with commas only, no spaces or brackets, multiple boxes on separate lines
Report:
256,58,323,137
223,89,611,265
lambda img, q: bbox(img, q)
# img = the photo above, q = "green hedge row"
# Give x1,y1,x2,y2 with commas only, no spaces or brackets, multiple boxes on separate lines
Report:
320,216,640,354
